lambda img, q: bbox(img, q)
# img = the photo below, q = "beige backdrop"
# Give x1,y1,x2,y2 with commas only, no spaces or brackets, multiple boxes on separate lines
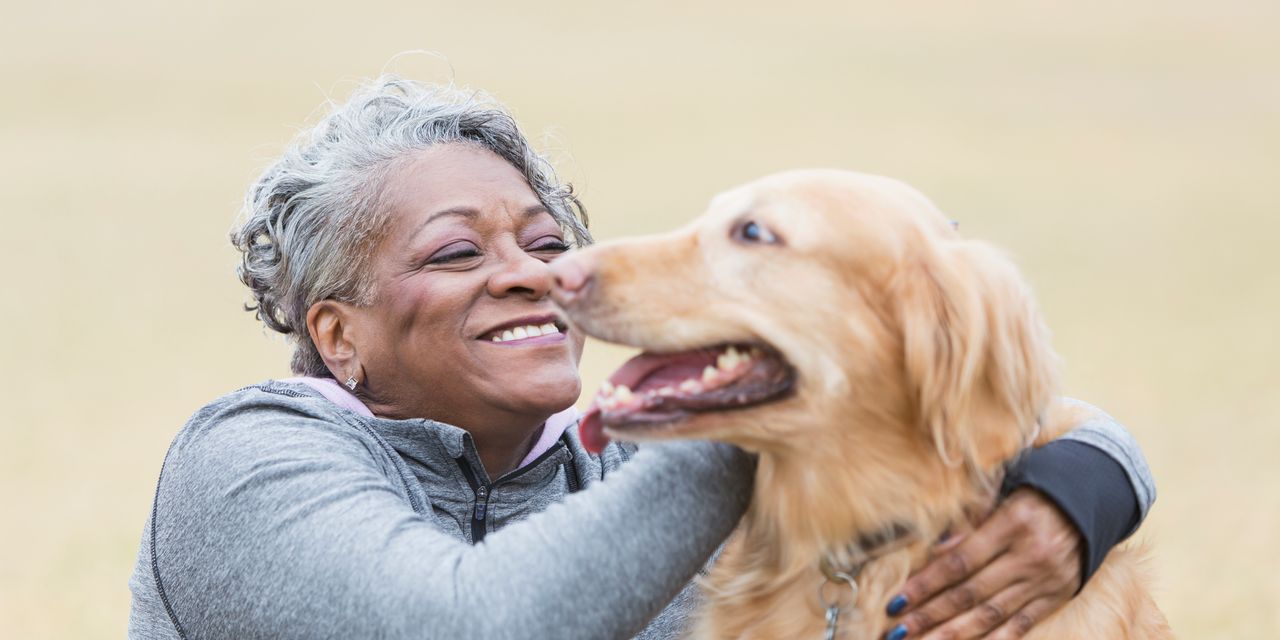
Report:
3,1,1277,637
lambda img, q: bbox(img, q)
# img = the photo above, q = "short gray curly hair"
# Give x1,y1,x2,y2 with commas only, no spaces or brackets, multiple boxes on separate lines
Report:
231,75,591,377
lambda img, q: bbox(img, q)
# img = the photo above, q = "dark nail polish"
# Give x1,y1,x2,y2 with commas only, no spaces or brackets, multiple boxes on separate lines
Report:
886,594,909,616
885,623,908,640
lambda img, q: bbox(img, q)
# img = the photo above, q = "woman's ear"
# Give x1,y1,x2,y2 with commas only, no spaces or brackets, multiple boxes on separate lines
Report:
307,300,361,381
898,238,1059,472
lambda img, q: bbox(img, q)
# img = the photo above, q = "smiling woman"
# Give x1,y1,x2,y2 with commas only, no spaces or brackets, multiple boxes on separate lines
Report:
128,77,757,639
127,76,1156,640
308,146,586,475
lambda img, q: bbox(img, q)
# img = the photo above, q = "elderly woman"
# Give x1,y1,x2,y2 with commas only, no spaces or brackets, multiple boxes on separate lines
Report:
128,76,1155,640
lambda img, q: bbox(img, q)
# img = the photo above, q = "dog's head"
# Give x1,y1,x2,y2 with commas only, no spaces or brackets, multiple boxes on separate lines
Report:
552,169,1058,484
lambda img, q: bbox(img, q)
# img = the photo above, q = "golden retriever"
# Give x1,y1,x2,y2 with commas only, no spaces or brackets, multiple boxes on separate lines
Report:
549,170,1170,639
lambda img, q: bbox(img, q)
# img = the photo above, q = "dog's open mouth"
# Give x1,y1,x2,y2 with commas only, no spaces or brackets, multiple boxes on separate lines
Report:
579,344,795,453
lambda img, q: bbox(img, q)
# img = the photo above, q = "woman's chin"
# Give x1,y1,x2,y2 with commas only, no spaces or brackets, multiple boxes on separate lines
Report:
493,368,582,417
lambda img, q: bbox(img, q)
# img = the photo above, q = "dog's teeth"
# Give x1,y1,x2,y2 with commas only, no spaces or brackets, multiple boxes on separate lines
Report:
702,365,718,382
501,330,516,342
748,347,761,359
541,323,558,334
600,381,614,396
615,385,633,403
657,386,675,396
679,379,701,393
716,352,734,370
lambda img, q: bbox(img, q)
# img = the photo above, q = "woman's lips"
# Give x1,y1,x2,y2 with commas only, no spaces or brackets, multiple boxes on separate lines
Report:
483,329,568,347
481,319,566,345
478,314,567,343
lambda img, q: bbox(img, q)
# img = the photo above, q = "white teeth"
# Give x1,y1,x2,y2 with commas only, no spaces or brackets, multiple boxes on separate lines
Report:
718,350,741,370
615,385,634,403
717,346,753,370
593,346,766,409
491,323,563,342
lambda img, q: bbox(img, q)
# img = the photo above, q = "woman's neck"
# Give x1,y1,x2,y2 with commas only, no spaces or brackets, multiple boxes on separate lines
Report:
468,417,544,478
363,392,550,478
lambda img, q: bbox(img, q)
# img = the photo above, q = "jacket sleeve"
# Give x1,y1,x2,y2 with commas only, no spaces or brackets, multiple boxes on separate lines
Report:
1002,397,1156,586
150,400,754,640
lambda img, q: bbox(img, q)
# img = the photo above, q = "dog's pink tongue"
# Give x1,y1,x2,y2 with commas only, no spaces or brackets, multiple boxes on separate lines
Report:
579,406,610,454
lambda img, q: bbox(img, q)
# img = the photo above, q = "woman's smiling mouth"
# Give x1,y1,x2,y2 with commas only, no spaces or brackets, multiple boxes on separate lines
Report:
479,314,569,345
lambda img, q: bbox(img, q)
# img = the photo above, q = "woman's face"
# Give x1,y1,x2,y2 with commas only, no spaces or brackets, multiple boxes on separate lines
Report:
347,144,585,426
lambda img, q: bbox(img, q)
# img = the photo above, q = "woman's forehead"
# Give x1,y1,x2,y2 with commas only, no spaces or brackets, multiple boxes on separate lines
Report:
384,145,549,233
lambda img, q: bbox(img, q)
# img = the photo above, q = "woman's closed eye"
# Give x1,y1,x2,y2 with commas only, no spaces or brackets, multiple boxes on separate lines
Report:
427,242,482,265
527,237,571,257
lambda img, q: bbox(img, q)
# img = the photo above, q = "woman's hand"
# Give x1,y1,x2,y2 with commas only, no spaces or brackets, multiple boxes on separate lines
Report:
883,489,1082,639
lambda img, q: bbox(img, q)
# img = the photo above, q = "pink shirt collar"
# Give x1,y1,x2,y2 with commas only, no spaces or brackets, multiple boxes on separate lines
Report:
279,377,580,470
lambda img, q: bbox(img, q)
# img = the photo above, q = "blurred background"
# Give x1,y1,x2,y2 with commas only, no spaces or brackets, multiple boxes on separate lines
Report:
2,0,1276,637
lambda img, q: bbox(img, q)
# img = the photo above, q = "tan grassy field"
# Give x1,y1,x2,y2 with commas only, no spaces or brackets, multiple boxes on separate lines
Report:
1,1,1276,637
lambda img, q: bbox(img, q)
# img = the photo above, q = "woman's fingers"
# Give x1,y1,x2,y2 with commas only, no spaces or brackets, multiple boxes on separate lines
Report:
986,597,1063,640
913,579,1035,640
891,511,1014,619
899,555,1026,639
885,489,1084,639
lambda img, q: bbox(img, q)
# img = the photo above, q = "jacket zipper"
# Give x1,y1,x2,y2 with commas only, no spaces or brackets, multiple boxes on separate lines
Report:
471,483,490,543
454,458,491,544
454,439,573,544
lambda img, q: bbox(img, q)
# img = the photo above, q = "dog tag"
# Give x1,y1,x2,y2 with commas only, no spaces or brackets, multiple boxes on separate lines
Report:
823,604,841,640
818,569,858,640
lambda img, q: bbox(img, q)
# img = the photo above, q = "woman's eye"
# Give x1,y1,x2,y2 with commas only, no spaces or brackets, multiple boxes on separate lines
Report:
427,244,481,264
734,220,779,245
529,239,571,254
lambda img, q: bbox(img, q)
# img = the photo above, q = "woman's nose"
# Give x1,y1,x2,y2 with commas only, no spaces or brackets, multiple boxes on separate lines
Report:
487,250,555,300
548,250,595,307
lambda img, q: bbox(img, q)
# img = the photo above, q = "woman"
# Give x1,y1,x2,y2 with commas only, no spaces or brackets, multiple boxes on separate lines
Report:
128,76,1155,639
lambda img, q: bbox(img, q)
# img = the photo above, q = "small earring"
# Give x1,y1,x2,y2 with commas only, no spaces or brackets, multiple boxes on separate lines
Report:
345,376,358,391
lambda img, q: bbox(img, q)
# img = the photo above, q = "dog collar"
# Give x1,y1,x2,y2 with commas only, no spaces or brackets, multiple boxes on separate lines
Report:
819,521,917,583
816,522,919,639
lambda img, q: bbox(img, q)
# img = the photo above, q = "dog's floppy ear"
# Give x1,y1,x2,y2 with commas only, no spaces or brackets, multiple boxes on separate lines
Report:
897,238,1059,472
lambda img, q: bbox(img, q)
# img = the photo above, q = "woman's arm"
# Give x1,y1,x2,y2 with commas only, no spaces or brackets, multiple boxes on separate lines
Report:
882,399,1156,640
146,398,753,640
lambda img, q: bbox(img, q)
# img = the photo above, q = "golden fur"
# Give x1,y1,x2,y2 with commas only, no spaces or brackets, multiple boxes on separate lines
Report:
560,170,1171,638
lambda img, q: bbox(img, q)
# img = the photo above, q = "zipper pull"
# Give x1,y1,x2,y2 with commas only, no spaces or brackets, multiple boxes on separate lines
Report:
473,485,489,521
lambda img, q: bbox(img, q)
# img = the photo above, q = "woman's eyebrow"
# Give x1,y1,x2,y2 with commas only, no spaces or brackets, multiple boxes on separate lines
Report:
410,203,551,243
408,206,479,244
425,206,480,226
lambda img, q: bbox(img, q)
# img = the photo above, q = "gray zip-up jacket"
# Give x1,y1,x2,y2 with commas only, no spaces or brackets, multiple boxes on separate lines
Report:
128,381,1155,639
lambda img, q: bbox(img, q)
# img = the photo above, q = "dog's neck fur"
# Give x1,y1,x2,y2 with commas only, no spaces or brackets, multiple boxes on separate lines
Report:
692,415,1005,640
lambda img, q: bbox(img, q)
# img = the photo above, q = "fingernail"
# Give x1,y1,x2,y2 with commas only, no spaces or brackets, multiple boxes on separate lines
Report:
886,594,909,616
885,623,909,640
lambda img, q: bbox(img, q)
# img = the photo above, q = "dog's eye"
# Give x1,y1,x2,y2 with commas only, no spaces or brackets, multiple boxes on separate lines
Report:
734,220,779,245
